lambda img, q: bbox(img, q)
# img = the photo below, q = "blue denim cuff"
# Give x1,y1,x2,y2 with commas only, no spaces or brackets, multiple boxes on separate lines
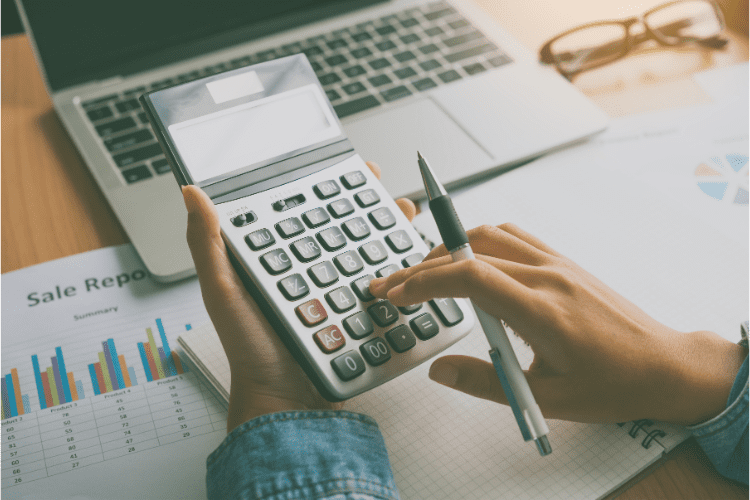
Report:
688,355,748,484
206,411,400,500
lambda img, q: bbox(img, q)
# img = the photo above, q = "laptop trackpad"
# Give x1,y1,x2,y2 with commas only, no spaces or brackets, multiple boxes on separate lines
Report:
344,98,493,199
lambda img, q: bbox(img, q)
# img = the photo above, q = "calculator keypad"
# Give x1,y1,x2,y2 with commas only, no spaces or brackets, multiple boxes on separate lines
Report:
223,165,470,392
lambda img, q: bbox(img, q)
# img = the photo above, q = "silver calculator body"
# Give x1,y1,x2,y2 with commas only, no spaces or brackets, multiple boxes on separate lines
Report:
141,55,474,401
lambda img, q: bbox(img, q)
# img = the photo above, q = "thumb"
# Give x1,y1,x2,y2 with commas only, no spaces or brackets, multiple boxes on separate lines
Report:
428,355,509,406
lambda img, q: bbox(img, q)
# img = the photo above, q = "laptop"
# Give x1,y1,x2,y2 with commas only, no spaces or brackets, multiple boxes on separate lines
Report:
16,0,608,282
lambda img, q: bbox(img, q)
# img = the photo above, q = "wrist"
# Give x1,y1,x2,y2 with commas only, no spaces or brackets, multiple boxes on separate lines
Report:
655,330,746,426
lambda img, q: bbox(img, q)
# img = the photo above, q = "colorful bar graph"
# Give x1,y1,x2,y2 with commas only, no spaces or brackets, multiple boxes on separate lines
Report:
87,338,136,395
136,319,188,382
1,369,31,419
31,347,81,410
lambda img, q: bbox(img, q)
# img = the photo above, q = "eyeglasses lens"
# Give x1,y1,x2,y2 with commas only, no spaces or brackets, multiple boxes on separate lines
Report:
645,0,722,43
549,24,628,75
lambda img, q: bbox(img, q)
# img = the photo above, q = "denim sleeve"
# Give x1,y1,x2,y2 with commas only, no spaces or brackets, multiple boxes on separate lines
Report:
206,410,400,500
688,322,749,484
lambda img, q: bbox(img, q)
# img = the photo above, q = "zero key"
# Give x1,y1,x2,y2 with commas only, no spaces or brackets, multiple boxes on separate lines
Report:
331,350,366,381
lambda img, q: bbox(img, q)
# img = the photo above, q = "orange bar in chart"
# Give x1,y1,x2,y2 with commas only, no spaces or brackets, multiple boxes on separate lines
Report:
119,355,132,387
11,369,24,415
67,373,78,401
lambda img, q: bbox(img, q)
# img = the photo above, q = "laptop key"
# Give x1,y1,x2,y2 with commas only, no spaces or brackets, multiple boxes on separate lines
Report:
400,33,421,44
152,158,171,174
464,62,486,75
334,96,381,118
343,65,367,78
375,40,397,51
419,59,442,71
424,7,456,21
325,54,348,66
302,45,324,57
368,75,392,87
112,143,163,168
318,73,342,85
327,39,348,50
86,106,113,122
394,67,417,79
443,31,484,48
393,51,416,62
137,112,149,124
412,77,438,91
310,61,324,72
115,99,142,113
351,32,373,42
82,93,119,107
419,44,440,55
449,19,470,29
381,86,412,102
445,43,496,63
369,58,391,70
104,129,154,152
424,26,444,37
95,117,137,137
437,70,462,83
121,165,152,184
400,18,419,28
342,82,367,95
375,25,397,36
351,47,373,58
487,54,513,67
325,89,342,101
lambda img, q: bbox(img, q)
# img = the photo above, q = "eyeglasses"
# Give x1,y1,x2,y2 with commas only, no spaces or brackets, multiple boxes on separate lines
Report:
539,0,728,80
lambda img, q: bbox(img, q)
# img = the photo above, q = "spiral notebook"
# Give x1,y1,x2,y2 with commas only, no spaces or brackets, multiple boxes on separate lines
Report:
179,101,747,499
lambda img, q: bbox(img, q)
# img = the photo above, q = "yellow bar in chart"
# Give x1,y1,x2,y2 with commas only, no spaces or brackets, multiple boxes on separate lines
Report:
46,367,59,406
98,352,113,393
146,328,166,379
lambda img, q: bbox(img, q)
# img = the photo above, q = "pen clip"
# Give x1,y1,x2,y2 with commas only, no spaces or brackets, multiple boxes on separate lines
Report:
489,348,533,442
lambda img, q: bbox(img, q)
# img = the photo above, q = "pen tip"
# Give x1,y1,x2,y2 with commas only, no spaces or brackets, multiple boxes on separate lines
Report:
417,151,423,161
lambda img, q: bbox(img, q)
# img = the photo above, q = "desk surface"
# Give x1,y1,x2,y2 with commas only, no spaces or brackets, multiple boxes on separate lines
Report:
2,0,748,496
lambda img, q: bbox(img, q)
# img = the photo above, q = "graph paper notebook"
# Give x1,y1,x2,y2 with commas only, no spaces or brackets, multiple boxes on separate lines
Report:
179,100,747,499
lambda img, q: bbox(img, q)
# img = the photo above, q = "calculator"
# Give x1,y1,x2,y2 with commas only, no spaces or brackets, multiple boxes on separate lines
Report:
140,55,475,401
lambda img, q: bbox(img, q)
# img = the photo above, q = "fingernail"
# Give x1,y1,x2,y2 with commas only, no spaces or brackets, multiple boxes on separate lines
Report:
429,362,458,387
182,186,198,214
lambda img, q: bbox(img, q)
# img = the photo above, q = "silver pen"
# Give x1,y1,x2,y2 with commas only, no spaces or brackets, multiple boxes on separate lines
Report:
418,151,552,456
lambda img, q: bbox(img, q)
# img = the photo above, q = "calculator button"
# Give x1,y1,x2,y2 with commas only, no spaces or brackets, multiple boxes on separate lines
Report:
342,217,371,241
398,303,423,315
276,217,305,238
260,248,292,275
317,227,347,251
429,298,464,326
343,311,375,339
368,207,397,230
333,251,364,276
313,180,341,199
331,351,366,381
341,171,367,189
290,237,322,263
325,286,357,313
385,325,417,353
308,261,339,288
328,199,355,218
360,337,391,366
376,264,399,278
245,228,275,251
410,313,440,340
314,325,346,354
351,275,376,302
359,240,388,265
385,230,413,253
354,189,380,208
302,207,330,228
402,252,424,268
295,299,327,326
277,273,310,301
368,300,399,327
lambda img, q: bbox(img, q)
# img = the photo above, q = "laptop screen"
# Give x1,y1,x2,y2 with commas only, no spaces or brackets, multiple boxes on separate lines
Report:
20,0,385,91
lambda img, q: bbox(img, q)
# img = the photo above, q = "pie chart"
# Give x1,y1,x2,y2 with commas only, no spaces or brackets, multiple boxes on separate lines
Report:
694,153,749,205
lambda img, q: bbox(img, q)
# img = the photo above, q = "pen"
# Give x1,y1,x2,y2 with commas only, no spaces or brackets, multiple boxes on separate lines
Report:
417,151,552,456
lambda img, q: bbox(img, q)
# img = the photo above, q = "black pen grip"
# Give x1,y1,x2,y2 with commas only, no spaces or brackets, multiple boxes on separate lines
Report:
429,195,469,251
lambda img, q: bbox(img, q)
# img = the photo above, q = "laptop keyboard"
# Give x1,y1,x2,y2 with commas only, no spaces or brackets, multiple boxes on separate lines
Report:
81,1,512,185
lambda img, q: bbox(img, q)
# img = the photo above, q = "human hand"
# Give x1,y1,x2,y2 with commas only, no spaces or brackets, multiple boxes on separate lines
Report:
182,162,416,432
369,224,746,425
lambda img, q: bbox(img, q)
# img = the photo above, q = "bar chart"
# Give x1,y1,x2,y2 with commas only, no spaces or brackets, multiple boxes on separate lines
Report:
1,368,30,418
137,319,190,382
31,348,85,410
88,339,138,395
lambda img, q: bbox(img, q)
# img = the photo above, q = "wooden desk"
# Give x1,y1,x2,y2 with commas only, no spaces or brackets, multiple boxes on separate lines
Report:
2,1,748,496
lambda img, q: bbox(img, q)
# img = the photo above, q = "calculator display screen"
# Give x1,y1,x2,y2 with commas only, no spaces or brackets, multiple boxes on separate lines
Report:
168,84,341,184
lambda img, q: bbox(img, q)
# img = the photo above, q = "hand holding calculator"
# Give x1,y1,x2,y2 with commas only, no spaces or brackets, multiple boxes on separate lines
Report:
141,55,475,402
